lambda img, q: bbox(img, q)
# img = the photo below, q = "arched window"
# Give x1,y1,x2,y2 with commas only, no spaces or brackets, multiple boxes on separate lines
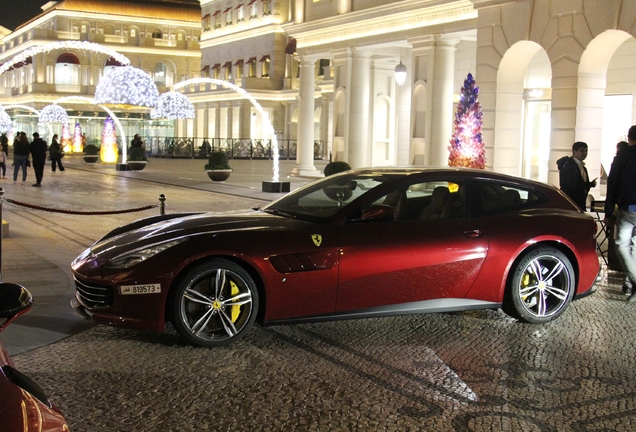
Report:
154,62,167,86
55,53,80,85
104,57,125,76
130,28,137,37
103,24,115,35
151,29,163,39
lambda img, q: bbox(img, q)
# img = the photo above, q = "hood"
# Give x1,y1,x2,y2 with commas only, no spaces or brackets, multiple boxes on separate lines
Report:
556,156,571,170
88,210,310,256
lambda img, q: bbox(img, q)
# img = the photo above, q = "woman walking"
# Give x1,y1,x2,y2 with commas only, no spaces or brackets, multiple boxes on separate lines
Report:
49,134,65,172
13,132,29,185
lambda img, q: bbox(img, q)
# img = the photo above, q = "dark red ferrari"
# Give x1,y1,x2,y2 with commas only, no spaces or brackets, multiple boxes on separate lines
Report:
71,168,600,347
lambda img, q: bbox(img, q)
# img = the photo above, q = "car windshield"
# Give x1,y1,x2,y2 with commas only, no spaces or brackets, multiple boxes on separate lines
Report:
263,172,393,221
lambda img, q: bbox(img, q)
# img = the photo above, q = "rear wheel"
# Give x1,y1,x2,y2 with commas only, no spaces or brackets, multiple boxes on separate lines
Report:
171,259,258,347
503,246,575,324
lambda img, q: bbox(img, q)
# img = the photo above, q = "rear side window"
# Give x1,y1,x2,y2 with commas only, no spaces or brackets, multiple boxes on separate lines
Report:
471,181,542,216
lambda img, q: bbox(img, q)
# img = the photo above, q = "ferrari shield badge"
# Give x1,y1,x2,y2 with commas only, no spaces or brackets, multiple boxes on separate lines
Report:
311,234,322,247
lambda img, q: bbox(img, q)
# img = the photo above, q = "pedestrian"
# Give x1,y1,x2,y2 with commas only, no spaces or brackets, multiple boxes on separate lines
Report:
29,132,47,187
556,141,597,211
12,132,29,186
0,133,7,178
49,134,65,172
605,125,636,300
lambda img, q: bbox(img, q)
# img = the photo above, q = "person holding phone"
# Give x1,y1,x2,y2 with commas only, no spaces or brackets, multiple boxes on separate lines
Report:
556,141,597,211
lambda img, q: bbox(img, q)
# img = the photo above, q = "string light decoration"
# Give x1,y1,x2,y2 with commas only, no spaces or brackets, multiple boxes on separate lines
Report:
0,41,130,78
0,110,13,133
448,73,486,169
100,116,119,163
72,122,84,153
61,123,72,153
54,96,128,161
151,91,195,119
39,104,68,124
95,66,159,109
173,78,280,182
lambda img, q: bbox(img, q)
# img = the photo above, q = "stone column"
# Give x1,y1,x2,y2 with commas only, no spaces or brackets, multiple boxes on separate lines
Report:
348,49,371,168
337,0,352,14
292,56,320,176
428,36,459,167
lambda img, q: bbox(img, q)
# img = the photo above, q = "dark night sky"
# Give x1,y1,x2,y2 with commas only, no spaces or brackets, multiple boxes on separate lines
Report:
1,0,46,31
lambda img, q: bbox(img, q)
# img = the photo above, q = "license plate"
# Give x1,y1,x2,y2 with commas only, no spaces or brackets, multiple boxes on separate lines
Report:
120,284,161,295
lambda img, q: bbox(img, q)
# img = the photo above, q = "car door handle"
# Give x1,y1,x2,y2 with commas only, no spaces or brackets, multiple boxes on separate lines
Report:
464,229,483,238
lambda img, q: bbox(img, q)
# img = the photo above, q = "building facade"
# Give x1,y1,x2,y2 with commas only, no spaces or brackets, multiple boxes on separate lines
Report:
1,0,636,198
0,0,201,144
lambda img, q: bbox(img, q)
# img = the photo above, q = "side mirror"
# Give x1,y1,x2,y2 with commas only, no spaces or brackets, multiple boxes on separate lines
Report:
0,283,33,332
360,204,395,221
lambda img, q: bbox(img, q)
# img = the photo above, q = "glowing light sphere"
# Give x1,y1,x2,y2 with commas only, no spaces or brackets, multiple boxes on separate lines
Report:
95,66,159,109
0,110,13,133
151,91,195,119
39,104,68,124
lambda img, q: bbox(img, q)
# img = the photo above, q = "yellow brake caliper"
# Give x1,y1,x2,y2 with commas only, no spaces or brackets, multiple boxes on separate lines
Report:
230,280,240,322
521,273,530,300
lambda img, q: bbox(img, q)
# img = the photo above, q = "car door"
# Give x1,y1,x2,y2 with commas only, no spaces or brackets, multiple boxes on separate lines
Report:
335,179,489,312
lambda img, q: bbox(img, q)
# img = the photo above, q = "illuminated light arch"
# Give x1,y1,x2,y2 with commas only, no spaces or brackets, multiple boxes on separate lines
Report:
172,78,280,182
4,105,53,137
54,96,127,162
0,41,130,77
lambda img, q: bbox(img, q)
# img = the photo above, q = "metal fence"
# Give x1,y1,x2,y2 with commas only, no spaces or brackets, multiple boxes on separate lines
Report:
142,137,325,160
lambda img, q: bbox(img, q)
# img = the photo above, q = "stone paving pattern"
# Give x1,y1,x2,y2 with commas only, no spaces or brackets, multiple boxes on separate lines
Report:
1,156,633,431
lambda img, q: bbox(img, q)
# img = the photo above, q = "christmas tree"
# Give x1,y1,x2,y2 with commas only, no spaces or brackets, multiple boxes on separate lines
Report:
61,122,72,153
72,122,83,153
100,116,119,163
448,73,486,169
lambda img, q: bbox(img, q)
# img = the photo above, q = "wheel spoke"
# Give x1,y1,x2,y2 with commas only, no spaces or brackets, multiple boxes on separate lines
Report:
184,288,213,306
537,290,548,316
189,308,214,335
544,285,569,301
221,292,252,307
543,261,565,282
218,309,238,336
214,269,226,300
520,284,539,297
529,260,544,282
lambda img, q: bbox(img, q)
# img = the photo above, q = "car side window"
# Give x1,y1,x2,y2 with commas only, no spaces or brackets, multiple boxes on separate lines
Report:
364,180,467,221
472,181,539,216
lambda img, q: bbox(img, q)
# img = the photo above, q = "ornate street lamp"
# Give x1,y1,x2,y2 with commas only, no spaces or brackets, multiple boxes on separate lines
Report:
394,60,407,86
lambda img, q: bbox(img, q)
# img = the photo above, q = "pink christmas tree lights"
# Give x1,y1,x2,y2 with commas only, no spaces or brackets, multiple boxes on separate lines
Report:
448,73,486,169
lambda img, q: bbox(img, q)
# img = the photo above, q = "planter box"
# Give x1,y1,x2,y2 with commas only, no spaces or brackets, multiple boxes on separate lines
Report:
127,161,148,171
206,169,232,182
83,155,99,163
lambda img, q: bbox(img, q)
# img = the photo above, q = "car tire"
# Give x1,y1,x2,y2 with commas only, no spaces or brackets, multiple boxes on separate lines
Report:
503,246,575,324
170,259,258,347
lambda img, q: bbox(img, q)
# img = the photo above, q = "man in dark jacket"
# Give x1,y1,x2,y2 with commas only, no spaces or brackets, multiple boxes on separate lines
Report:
556,141,596,210
29,132,48,187
605,126,636,301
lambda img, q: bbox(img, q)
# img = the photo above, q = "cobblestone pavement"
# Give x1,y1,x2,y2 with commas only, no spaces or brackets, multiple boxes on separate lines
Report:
12,268,636,432
2,158,635,431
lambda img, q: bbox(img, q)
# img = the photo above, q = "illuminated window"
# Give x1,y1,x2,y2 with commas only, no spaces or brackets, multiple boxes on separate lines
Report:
130,29,137,37
224,7,233,25
213,10,221,28
234,59,244,79
248,0,258,18
104,56,124,76
55,53,80,85
247,57,257,77
260,55,270,78
262,0,271,15
212,63,220,80
202,14,211,31
223,61,232,80
80,25,87,33
154,62,167,86
236,4,245,22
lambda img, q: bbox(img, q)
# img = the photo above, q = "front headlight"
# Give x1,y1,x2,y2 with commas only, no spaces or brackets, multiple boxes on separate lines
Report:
105,239,186,269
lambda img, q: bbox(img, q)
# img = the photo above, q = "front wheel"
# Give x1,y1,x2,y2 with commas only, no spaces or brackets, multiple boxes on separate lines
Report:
170,259,258,347
503,247,575,324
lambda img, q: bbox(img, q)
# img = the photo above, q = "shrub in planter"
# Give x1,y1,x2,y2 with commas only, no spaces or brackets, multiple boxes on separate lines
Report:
324,161,351,176
205,152,231,170
83,144,100,163
84,144,99,155
205,152,232,181
128,147,147,162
